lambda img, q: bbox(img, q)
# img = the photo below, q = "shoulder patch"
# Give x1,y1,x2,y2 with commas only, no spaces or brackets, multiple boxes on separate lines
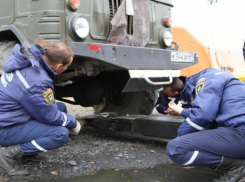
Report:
43,88,55,104
197,78,206,84
196,82,205,95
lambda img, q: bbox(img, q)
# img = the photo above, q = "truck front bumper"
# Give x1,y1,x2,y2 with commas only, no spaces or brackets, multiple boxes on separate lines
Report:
71,42,199,70
71,42,199,91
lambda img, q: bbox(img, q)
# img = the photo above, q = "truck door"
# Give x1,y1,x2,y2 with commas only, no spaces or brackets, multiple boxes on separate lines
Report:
0,0,14,26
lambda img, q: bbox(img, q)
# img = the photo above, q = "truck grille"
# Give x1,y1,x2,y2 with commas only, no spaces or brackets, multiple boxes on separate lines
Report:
109,0,123,16
109,0,133,34
109,0,122,31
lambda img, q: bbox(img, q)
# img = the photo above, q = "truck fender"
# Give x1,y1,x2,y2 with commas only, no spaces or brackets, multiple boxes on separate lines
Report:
0,24,30,46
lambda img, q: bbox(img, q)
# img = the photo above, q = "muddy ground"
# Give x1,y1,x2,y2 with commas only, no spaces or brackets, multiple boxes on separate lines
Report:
0,102,173,182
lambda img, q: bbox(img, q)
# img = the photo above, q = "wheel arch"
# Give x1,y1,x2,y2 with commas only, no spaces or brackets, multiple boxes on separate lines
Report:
0,24,30,46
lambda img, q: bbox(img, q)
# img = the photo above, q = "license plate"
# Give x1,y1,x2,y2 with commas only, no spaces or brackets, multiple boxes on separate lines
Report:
171,52,195,62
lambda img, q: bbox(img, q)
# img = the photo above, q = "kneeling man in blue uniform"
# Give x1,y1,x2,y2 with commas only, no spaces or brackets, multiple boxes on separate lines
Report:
155,77,193,115
167,68,245,182
0,42,81,176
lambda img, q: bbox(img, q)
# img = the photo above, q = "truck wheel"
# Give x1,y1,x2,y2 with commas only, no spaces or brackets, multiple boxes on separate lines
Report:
0,41,17,75
97,90,157,116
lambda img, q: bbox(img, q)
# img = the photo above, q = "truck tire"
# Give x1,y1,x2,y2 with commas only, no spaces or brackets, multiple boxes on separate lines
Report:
0,41,17,75
98,90,158,116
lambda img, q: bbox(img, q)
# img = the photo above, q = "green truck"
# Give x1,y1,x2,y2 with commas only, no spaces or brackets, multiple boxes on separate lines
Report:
0,0,198,116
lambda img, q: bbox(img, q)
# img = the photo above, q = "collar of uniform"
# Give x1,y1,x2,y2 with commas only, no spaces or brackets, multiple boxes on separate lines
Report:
29,44,57,79
180,81,195,102
20,46,40,71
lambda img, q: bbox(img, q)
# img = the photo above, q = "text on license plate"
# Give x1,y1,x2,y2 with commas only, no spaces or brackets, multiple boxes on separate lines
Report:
171,52,195,62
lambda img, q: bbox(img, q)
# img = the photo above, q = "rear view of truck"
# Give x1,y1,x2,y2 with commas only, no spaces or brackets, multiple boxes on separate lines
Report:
0,0,198,116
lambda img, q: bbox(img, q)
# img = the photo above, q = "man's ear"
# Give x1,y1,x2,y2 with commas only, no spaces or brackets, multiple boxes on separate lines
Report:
56,63,63,69
174,91,179,95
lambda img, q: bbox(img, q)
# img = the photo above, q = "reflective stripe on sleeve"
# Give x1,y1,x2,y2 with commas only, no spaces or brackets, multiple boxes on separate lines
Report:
61,112,67,126
31,140,47,152
1,74,7,87
180,100,188,104
156,104,159,108
183,150,199,165
186,117,205,131
15,70,30,89
215,72,226,76
168,97,175,100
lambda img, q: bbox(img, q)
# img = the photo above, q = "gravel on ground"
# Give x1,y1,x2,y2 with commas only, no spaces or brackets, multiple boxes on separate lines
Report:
0,101,170,182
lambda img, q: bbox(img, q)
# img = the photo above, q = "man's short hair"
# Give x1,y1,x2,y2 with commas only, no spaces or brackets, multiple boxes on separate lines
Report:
44,42,74,65
165,78,184,92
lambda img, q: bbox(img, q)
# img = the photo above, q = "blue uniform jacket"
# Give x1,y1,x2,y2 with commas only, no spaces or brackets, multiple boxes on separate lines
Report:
0,44,76,128
155,77,194,114
179,68,245,136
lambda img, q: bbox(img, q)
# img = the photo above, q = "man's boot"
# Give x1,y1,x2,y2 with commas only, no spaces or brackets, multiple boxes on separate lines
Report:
213,156,245,182
0,145,29,176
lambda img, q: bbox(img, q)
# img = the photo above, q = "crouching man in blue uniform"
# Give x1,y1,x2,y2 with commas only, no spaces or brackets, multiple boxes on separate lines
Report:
155,77,193,115
166,68,245,182
0,43,81,176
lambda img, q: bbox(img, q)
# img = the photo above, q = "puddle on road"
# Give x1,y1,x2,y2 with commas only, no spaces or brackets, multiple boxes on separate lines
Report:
57,164,219,182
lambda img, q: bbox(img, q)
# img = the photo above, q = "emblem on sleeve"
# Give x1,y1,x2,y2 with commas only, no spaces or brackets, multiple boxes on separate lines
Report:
43,88,55,104
196,82,205,95
197,78,206,84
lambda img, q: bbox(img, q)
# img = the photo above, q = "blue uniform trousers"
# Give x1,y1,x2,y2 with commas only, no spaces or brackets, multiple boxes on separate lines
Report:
0,102,69,155
167,127,245,167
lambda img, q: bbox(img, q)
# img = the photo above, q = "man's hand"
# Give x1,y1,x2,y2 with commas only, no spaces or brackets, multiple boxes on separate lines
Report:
164,108,180,115
69,120,82,135
168,99,183,115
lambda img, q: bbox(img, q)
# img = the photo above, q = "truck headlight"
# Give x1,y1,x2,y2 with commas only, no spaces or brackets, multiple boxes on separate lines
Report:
71,17,89,39
162,30,172,47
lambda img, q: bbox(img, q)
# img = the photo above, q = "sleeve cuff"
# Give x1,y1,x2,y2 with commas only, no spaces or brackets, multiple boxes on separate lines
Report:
181,109,188,118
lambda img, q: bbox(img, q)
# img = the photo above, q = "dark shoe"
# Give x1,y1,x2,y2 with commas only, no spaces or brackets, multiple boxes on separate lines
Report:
0,145,29,176
213,156,245,182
